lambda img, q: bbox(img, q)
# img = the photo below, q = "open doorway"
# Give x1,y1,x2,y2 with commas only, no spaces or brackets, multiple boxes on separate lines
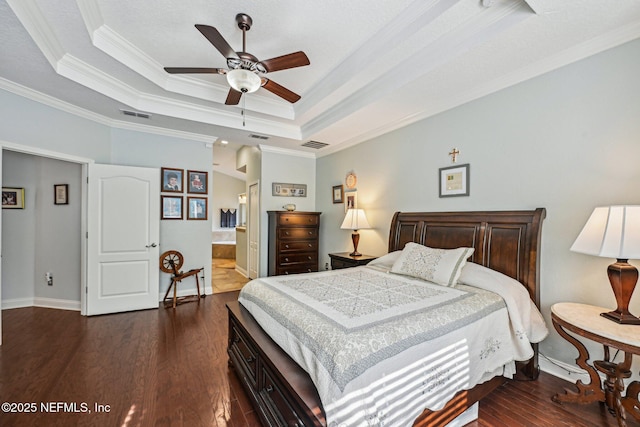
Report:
1,149,83,315
210,170,248,293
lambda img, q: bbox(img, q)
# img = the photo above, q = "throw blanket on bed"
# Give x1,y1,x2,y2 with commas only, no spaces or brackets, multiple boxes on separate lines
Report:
239,267,545,427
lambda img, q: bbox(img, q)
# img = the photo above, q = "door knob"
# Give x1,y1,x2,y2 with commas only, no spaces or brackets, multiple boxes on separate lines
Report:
146,243,158,248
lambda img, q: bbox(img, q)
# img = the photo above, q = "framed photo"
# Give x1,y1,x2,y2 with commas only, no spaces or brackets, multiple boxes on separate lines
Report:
161,195,183,220
187,170,208,194
345,190,357,212
2,187,25,209
161,167,183,193
54,184,69,205
187,197,208,220
332,185,344,204
439,163,470,197
272,182,307,197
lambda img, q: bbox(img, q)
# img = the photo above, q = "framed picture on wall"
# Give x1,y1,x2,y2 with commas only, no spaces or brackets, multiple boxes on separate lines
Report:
161,195,183,219
2,187,24,209
54,184,69,205
187,197,208,220
345,190,357,212
187,170,208,194
161,167,183,193
332,185,344,204
439,164,470,197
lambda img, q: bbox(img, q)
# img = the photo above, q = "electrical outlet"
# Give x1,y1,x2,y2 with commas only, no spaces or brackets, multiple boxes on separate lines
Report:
46,272,53,286
324,262,329,270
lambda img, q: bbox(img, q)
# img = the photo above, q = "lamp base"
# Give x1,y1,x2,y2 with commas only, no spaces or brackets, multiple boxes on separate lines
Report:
603,260,640,325
349,251,362,257
350,231,361,257
600,311,640,325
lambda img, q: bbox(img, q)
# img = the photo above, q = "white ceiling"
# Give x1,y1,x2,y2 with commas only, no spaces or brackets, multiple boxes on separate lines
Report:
2,0,640,179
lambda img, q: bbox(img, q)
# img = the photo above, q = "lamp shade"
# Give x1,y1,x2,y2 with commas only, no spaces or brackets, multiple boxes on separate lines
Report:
341,209,371,231
570,206,640,259
226,69,261,93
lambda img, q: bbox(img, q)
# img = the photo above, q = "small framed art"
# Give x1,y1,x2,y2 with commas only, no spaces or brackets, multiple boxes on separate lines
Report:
345,190,357,212
187,170,208,194
332,185,344,204
187,197,208,220
272,182,307,197
54,184,69,205
439,163,470,197
161,195,183,219
2,187,24,209
161,167,183,193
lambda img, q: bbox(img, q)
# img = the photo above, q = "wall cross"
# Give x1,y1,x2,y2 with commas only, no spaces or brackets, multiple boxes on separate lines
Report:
449,148,460,163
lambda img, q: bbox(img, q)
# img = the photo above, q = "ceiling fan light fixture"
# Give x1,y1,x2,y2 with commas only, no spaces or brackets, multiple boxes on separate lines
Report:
226,69,261,93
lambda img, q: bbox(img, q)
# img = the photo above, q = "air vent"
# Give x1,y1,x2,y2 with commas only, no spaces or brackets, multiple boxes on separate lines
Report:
301,140,329,149
120,109,151,119
249,134,269,140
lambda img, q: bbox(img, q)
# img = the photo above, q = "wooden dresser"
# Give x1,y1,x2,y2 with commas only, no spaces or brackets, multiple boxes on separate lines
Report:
267,211,321,276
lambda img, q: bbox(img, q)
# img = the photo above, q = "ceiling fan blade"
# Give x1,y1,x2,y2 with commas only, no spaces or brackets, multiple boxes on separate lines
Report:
262,79,301,103
225,88,242,105
195,24,239,59
260,51,310,73
164,67,226,74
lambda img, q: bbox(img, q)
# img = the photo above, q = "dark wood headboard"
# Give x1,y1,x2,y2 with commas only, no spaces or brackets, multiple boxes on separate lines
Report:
388,209,546,308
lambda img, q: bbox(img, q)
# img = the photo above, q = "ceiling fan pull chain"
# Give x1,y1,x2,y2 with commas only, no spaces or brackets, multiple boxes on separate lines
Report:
242,96,246,127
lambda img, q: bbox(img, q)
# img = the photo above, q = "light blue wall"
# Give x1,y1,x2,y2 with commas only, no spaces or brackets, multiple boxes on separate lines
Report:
0,91,215,307
316,38,640,372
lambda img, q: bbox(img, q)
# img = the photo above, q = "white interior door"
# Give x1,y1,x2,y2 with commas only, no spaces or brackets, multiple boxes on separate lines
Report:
86,164,159,315
248,181,259,279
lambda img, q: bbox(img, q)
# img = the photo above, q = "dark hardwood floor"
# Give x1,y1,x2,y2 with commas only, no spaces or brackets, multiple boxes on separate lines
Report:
0,292,631,427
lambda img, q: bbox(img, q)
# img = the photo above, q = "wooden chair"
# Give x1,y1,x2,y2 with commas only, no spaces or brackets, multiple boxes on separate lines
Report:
159,250,204,308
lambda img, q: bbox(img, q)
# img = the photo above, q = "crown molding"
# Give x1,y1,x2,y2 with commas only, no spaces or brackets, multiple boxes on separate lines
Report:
78,0,294,119
302,0,532,139
315,20,640,158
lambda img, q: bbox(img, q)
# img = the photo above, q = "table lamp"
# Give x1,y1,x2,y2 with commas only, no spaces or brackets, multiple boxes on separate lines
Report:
570,205,640,324
341,209,371,257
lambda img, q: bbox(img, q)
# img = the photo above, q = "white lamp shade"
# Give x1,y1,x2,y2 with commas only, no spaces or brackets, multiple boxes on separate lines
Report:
226,69,261,93
570,205,640,259
341,209,371,230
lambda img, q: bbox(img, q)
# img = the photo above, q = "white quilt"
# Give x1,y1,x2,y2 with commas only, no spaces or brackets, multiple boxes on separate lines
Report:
238,264,548,427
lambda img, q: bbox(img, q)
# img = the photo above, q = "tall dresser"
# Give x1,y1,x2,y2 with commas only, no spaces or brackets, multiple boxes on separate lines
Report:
267,211,321,276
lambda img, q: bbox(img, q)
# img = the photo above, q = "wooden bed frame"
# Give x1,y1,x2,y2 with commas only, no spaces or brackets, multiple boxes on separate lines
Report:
227,208,546,426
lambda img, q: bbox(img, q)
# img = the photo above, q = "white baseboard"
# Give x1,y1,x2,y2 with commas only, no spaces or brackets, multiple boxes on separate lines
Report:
2,297,81,311
539,355,592,384
235,266,248,277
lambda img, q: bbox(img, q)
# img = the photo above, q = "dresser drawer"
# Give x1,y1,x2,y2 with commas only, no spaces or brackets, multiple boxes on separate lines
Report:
278,213,319,227
278,227,318,240
278,253,317,265
279,240,318,252
278,263,318,275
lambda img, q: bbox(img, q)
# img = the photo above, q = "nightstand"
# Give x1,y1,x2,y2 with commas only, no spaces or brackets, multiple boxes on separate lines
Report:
551,302,640,426
329,252,377,270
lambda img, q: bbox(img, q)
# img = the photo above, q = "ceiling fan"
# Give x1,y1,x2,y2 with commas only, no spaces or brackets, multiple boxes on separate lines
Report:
164,13,310,105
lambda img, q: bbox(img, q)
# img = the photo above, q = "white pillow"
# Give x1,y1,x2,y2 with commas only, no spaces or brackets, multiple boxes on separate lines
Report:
390,242,474,287
367,250,402,272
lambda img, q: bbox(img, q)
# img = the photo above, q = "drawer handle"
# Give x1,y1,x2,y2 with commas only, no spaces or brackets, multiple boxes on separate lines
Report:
285,218,289,221
284,271,289,275
233,336,240,343
285,231,290,236
308,256,311,260
285,257,289,262
245,356,254,363
308,231,313,235
308,244,312,247
307,269,312,272
266,385,274,393
285,244,290,248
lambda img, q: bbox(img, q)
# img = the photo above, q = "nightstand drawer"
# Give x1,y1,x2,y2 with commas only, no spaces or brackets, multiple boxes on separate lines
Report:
329,252,377,270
